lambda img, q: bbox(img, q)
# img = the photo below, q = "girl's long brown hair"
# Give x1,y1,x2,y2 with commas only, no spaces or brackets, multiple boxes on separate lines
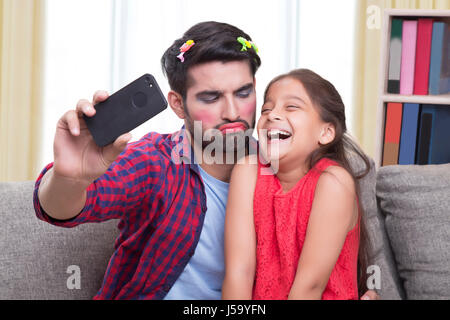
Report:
264,69,372,296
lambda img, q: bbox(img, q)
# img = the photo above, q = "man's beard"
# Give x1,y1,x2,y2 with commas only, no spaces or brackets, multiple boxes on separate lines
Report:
184,113,256,163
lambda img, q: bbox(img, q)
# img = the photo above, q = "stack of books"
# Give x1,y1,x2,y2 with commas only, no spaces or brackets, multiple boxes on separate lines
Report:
382,103,450,166
387,18,450,95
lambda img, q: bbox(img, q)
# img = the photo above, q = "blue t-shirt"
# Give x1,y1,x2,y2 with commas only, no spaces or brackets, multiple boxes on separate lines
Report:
163,165,229,299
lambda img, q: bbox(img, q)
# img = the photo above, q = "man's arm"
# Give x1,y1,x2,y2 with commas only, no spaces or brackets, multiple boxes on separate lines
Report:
38,167,89,221
36,90,131,221
222,155,258,300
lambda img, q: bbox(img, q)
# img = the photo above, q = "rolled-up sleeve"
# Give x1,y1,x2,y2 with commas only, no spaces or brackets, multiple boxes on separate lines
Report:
33,137,166,228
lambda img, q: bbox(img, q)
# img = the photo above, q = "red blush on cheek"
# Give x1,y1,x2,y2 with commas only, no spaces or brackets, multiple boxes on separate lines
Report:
241,102,257,118
189,110,216,127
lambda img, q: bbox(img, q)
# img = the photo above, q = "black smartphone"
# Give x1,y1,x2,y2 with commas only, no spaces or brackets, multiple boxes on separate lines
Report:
84,74,167,147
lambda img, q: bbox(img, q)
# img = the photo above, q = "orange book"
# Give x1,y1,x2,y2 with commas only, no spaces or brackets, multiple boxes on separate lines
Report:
382,103,403,166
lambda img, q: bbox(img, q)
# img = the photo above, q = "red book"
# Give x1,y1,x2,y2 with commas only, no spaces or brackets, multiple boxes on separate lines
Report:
382,103,403,166
413,18,434,95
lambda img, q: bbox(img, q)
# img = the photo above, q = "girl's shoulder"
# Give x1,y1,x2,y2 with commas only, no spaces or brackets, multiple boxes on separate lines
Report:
319,160,355,191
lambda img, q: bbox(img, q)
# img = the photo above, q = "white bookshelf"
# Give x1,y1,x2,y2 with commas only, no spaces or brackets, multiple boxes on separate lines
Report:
375,9,450,168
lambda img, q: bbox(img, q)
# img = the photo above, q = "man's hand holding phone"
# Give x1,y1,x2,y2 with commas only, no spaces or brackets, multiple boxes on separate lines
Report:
38,74,167,221
38,90,132,221
53,90,132,185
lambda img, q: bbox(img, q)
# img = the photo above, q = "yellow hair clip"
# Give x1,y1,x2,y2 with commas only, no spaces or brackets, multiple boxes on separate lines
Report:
177,40,195,62
237,37,258,53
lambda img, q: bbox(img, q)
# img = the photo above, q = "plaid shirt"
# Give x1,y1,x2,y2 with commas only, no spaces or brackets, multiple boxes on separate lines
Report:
33,127,209,299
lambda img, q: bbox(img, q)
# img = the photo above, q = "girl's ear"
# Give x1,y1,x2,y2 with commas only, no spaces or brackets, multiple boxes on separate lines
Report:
319,123,336,145
167,90,186,119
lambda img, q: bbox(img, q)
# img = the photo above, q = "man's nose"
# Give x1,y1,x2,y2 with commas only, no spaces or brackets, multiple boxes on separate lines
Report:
222,96,240,121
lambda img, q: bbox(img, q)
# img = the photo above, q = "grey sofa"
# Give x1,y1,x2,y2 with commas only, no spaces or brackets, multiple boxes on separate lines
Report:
1,159,449,299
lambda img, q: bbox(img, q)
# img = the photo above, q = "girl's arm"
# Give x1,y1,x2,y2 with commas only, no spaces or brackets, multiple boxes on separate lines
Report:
222,155,258,300
288,166,359,300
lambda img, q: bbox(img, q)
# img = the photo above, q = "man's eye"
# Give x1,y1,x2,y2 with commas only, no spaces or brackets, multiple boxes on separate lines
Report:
237,90,251,98
199,95,219,103
261,108,270,114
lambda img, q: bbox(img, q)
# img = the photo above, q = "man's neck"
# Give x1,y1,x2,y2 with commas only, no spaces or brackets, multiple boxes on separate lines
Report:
185,128,250,183
190,140,235,183
198,162,235,183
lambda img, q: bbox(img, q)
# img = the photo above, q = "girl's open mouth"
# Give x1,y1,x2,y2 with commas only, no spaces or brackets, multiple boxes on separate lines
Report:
266,129,292,142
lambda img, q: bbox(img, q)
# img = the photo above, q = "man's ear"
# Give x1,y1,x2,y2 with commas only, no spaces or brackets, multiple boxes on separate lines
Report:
319,123,336,145
167,90,186,119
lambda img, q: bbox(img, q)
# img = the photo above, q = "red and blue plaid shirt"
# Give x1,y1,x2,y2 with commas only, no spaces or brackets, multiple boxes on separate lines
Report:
33,127,209,299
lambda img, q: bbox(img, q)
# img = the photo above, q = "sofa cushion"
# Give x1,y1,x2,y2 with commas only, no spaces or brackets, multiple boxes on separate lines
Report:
0,181,119,299
348,153,404,299
376,164,450,299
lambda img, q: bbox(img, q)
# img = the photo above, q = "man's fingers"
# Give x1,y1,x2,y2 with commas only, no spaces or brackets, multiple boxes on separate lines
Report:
361,290,379,300
76,99,95,117
64,110,81,136
113,133,133,154
102,133,132,165
93,90,109,105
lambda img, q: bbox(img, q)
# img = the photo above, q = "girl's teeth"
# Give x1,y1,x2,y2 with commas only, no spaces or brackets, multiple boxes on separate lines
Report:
267,129,292,140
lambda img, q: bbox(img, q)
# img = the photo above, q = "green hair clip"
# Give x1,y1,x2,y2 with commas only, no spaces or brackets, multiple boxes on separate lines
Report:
237,37,259,53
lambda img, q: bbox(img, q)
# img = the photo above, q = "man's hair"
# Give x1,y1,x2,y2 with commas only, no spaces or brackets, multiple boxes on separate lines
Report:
161,21,261,98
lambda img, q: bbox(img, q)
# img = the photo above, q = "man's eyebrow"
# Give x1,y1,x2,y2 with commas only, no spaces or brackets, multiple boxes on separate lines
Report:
195,83,254,98
196,90,222,97
234,83,254,94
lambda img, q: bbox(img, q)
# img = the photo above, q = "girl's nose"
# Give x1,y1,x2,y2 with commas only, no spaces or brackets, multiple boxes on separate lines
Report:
268,109,283,121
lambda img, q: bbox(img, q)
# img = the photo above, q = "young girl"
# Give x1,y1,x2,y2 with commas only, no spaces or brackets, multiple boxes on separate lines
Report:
222,69,370,300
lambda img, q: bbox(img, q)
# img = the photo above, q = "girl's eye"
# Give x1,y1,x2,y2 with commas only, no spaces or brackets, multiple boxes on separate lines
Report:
287,105,299,109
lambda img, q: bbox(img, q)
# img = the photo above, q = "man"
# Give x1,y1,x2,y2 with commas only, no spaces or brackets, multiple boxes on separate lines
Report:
34,21,377,300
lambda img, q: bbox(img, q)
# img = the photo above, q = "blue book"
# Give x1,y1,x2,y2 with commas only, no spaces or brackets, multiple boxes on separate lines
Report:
428,22,445,95
399,103,420,164
441,24,450,93
416,105,450,165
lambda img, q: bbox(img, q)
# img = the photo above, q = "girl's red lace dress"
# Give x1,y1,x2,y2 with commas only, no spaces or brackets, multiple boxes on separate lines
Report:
252,157,360,300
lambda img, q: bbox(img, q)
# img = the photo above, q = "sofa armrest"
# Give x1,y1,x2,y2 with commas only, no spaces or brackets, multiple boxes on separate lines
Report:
0,181,119,300
349,155,405,299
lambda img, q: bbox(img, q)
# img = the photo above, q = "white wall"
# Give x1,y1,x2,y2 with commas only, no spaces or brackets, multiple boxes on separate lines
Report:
297,0,357,134
42,0,114,166
41,0,357,168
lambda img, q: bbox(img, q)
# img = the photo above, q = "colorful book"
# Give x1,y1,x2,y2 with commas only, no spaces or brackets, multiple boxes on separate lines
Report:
416,110,433,165
416,105,450,165
388,19,403,94
382,102,403,166
398,103,420,164
439,23,450,94
429,22,446,95
413,19,434,95
400,20,418,95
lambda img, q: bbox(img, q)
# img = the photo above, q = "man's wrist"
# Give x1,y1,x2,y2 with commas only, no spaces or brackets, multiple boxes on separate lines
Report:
38,168,89,220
